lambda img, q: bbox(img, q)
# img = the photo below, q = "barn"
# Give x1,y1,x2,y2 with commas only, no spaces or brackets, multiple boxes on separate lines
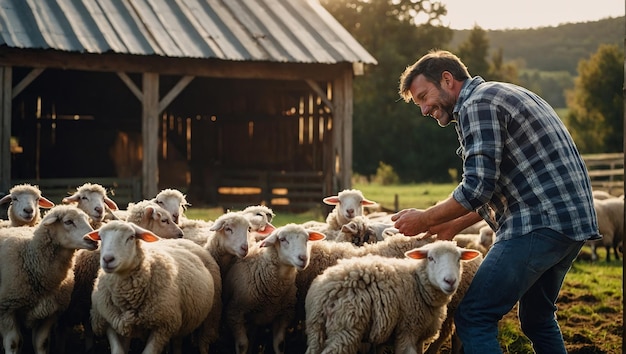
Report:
0,0,377,211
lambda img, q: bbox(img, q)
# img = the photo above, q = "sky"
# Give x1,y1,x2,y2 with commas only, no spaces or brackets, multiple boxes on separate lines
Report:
433,0,624,30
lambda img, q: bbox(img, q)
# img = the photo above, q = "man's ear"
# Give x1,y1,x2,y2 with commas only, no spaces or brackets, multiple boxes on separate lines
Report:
441,71,454,88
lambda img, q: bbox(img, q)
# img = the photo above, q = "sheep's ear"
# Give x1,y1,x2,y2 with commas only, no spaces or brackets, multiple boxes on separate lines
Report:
144,206,157,220
38,197,55,208
85,230,101,241
259,232,279,247
404,248,428,260
255,223,275,236
460,248,481,261
209,218,226,231
104,197,119,211
307,230,326,242
322,196,340,205
361,198,377,206
130,223,160,242
62,194,80,204
0,194,11,205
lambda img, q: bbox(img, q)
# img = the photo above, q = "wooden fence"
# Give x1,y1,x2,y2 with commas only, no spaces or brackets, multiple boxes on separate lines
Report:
581,153,624,195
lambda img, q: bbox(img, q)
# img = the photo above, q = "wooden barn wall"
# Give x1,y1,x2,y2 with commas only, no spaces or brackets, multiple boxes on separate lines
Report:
8,68,333,207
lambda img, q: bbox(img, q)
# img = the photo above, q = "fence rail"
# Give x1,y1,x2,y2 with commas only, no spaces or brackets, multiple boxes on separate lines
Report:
581,153,624,195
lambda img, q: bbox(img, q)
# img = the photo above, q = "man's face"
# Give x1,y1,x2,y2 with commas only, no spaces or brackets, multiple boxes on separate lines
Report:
409,74,456,127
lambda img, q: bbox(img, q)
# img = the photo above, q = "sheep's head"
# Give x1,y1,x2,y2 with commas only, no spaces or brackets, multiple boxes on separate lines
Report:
0,184,54,226
40,205,97,251
86,220,159,274
152,188,190,225
405,241,480,295
240,205,276,237
210,212,253,258
323,189,376,225
260,223,325,270
128,200,183,239
62,183,118,224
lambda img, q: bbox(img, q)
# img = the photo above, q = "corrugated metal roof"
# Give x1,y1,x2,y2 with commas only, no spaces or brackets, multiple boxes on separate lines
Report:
0,0,377,64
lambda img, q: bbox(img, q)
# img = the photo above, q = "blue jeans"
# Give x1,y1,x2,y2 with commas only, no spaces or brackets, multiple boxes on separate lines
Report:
454,228,584,354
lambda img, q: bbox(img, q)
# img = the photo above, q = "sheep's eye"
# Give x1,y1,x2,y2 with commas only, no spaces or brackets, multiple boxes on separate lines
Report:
11,197,17,202
279,237,287,243
64,220,74,226
156,200,164,205
81,196,88,201
428,256,435,262
162,219,170,224
225,227,232,233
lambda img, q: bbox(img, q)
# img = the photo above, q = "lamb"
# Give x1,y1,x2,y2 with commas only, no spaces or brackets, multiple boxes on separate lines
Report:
87,220,217,354
125,199,184,239
62,182,119,229
0,205,97,354
304,241,481,354
331,215,378,246
202,211,253,278
303,189,377,233
0,183,54,227
588,197,624,262
222,224,325,354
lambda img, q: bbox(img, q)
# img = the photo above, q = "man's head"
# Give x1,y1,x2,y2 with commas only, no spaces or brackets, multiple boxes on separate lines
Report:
398,50,471,127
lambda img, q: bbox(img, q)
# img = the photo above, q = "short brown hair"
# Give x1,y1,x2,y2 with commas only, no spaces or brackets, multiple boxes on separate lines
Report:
398,49,471,102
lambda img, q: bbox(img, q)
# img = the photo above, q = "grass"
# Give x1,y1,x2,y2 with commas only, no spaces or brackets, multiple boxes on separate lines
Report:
183,182,623,353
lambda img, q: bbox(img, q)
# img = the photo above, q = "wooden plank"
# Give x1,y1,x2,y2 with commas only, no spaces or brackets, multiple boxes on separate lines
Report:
587,169,624,178
142,72,159,199
12,68,44,99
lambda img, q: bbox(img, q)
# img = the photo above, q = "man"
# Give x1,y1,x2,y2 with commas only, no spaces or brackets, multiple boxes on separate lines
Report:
392,49,600,354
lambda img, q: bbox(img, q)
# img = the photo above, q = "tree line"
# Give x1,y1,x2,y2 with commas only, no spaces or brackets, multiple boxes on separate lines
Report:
319,0,624,183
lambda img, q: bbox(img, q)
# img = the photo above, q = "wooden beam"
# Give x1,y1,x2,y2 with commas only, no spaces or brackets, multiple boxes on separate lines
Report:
142,73,159,199
12,68,44,99
158,75,194,113
116,72,142,101
0,48,351,81
0,67,12,192
305,79,334,112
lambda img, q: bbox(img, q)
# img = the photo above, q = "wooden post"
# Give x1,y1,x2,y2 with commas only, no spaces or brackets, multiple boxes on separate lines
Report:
142,73,159,199
331,69,353,192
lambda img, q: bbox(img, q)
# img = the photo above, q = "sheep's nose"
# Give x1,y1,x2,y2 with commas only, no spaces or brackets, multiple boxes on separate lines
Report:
346,209,355,217
444,277,457,286
24,207,33,214
95,206,103,214
299,255,308,264
102,255,115,265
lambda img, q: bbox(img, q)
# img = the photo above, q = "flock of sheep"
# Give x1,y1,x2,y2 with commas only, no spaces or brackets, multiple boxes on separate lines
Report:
0,182,620,354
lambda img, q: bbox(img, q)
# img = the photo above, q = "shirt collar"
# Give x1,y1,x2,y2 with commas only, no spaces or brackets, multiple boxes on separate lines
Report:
453,76,485,117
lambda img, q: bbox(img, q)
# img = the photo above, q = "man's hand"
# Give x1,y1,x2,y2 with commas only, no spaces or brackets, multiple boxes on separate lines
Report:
391,208,428,236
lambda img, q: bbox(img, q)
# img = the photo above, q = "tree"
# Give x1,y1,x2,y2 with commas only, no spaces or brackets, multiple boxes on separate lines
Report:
456,25,490,77
321,0,462,182
565,44,623,153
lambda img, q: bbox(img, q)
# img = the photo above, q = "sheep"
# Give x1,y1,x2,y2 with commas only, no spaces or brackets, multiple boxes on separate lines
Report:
152,188,190,225
332,215,378,246
239,204,276,241
588,197,624,262
222,224,325,354
62,183,119,229
87,220,217,354
304,241,481,354
0,205,97,354
202,211,253,278
592,189,616,200
303,189,376,233
452,225,495,256
58,199,183,352
0,183,54,227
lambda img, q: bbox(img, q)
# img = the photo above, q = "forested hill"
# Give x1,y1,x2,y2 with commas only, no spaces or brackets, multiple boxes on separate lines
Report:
449,16,623,74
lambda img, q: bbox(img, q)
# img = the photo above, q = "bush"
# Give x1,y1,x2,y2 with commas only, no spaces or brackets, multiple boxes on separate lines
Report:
373,161,399,185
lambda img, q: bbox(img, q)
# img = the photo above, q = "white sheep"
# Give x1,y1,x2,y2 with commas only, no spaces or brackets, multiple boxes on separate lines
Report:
588,197,624,262
0,183,54,227
202,211,253,278
222,224,325,354
304,241,481,354
151,188,190,225
452,225,495,256
592,189,616,200
62,183,119,229
304,189,376,233
0,205,97,354
239,204,276,241
58,199,183,352
87,220,217,354
331,215,378,246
